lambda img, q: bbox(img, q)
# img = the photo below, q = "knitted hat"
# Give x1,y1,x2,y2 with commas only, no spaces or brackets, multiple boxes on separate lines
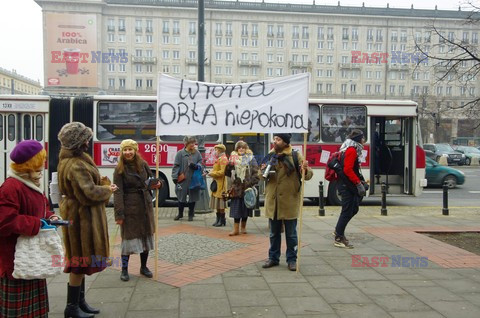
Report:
10,140,46,172
349,129,364,143
273,133,292,145
58,122,93,150
120,139,138,152
214,144,226,152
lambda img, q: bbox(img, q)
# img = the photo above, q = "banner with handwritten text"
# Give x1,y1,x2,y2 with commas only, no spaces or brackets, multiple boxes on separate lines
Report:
156,73,309,136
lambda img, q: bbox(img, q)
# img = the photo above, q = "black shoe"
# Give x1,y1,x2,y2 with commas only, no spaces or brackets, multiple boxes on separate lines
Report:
140,266,153,278
174,214,182,221
288,262,297,271
64,284,94,318
120,269,129,281
188,216,193,221
212,213,220,226
79,279,100,314
220,215,226,226
262,260,279,269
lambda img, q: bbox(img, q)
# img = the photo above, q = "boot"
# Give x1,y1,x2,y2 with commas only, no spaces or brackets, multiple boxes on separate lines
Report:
64,284,94,318
229,222,240,236
218,213,226,227
212,213,220,226
140,251,153,278
174,204,184,221
79,279,100,314
188,202,195,221
241,219,247,234
120,255,129,281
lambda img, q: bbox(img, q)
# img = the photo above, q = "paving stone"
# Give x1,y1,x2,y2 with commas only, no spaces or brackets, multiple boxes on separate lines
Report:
181,284,227,299
330,303,390,318
339,269,387,281
224,276,269,290
426,301,480,318
261,271,308,283
90,270,139,288
230,306,286,318
433,279,480,293
353,281,407,296
390,311,445,318
277,296,334,315
87,286,134,303
180,298,231,318
306,275,355,289
459,293,480,307
373,294,432,312
192,275,224,284
126,309,179,318
134,278,177,293
221,264,262,277
269,283,319,297
413,268,464,280
393,279,437,287
227,290,278,307
299,263,337,276
402,286,463,302
316,288,372,304
129,288,179,310
84,301,129,317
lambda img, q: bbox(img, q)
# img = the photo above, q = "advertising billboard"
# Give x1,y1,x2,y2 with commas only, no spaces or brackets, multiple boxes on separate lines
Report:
45,13,98,88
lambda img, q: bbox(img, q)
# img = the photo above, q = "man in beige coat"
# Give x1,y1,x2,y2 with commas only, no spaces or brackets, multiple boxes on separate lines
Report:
260,133,313,271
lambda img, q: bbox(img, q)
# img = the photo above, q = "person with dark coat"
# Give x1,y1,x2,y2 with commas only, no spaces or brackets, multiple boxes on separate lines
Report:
114,139,161,282
260,134,313,271
57,122,118,318
0,140,59,318
334,129,367,248
172,136,203,221
208,144,228,227
225,141,259,236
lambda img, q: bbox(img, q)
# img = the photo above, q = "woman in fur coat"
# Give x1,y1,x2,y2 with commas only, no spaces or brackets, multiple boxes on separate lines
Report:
225,141,259,236
57,122,118,318
114,139,161,282
0,140,58,318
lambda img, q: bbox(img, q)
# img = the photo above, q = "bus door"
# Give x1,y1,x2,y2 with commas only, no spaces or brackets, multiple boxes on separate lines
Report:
370,117,414,195
1,113,46,186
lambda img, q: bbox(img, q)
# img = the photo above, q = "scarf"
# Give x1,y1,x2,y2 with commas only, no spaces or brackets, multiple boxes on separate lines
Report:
340,138,364,161
231,151,253,182
7,169,44,194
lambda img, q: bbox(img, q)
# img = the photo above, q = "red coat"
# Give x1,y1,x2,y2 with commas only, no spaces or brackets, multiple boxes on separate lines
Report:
343,147,361,185
0,177,54,279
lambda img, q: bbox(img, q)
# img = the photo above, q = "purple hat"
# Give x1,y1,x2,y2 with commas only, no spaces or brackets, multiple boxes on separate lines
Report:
10,140,44,164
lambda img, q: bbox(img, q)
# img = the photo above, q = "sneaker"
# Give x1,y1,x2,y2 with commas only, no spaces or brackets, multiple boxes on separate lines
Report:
332,231,350,245
334,236,354,249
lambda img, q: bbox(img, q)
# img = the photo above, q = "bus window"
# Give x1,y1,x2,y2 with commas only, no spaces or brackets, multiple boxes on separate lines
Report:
321,105,366,143
384,119,402,146
290,104,320,143
0,115,3,141
8,114,15,141
23,115,32,140
97,101,156,140
35,115,43,141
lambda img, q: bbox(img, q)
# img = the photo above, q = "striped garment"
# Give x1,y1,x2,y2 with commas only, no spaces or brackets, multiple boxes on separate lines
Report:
0,277,49,318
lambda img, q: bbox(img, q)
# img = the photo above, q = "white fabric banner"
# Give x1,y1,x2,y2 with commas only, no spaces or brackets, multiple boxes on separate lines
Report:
156,73,309,136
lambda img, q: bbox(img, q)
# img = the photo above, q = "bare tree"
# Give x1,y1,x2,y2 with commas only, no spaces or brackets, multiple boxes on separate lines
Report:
415,1,480,126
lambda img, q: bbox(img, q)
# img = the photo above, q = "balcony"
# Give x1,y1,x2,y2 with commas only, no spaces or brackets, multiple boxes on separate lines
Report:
288,61,312,68
226,30,232,36
186,59,210,65
338,63,361,69
135,27,142,33
107,25,115,31
118,26,126,32
367,36,373,41
352,35,358,41
327,34,334,40
277,32,284,38
376,36,383,42
215,31,222,36
132,56,157,64
342,35,349,40
252,32,258,37
267,32,274,37
237,60,261,67
146,27,153,33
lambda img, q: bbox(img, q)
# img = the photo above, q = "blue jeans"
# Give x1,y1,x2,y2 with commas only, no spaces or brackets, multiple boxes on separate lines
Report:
268,219,298,264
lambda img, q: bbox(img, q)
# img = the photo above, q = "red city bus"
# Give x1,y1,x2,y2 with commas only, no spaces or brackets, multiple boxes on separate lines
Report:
0,95,425,205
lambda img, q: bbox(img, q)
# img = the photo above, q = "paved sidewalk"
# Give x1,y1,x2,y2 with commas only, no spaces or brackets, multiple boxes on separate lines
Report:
47,206,480,318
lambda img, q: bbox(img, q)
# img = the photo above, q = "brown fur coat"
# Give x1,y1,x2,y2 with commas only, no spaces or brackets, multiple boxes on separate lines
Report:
57,148,112,267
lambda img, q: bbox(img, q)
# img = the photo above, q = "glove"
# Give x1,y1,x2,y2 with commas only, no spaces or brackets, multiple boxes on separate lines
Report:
189,163,197,170
362,181,369,192
356,183,366,197
173,179,178,184
40,219,56,230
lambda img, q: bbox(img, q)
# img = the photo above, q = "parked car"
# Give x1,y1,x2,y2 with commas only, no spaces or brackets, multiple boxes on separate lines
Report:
453,145,480,165
424,149,437,161
425,157,465,188
423,143,466,165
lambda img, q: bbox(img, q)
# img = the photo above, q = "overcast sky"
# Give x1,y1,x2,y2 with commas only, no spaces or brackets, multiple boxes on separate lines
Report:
0,0,467,86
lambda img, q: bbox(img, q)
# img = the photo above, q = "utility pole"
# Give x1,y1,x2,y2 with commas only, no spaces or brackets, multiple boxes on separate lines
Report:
195,0,211,213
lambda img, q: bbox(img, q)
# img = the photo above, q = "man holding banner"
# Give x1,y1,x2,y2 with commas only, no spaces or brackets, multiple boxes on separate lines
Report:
260,134,313,271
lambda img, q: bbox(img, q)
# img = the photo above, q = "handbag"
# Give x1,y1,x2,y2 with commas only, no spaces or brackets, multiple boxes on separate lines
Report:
12,228,64,280
210,180,218,192
189,168,206,190
243,187,258,209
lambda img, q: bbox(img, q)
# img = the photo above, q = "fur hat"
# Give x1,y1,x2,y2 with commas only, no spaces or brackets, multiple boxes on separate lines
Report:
58,122,93,150
214,144,226,152
273,133,292,145
120,139,138,152
348,129,364,143
10,140,46,172
183,136,197,145
234,141,249,151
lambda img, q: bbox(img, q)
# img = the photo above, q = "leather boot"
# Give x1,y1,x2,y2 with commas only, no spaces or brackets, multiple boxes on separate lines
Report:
120,255,129,281
219,213,226,227
241,219,247,234
79,279,100,314
140,251,153,278
188,202,195,221
212,213,220,226
229,222,240,236
64,284,94,318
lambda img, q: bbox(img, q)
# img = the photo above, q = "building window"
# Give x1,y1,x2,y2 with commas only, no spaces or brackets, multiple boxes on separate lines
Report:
146,35,153,43
135,64,142,73
163,35,169,44
108,33,115,42
118,34,125,42
146,65,153,73
108,78,115,88
119,78,125,88
108,64,115,72
146,79,153,89
136,79,142,88
119,64,126,72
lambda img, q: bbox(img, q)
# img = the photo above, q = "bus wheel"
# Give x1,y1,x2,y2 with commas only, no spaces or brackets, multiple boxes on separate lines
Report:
327,181,342,206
